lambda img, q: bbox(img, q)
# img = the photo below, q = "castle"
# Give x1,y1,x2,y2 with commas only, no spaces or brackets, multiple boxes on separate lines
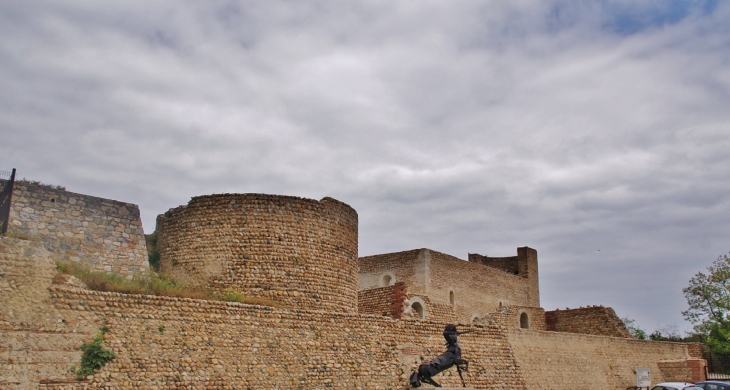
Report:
0,181,707,389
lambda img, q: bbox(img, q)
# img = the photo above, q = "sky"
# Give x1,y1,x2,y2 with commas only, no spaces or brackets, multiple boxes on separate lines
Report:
1,0,729,334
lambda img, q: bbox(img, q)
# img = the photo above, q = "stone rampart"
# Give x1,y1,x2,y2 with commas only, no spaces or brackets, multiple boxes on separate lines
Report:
508,328,693,389
37,285,703,390
545,306,632,338
1,180,148,276
47,286,526,389
0,237,100,389
156,193,359,313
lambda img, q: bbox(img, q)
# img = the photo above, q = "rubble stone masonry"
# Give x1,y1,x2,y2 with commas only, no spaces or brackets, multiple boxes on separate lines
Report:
156,193,359,313
1,180,148,276
0,237,706,389
545,306,632,338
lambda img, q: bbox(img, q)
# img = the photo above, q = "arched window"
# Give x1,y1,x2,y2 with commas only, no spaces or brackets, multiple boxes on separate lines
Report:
520,312,529,329
382,274,392,287
412,302,424,319
499,301,503,308
449,291,454,306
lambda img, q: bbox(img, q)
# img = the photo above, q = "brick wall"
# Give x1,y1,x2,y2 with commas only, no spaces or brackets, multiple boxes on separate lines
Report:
545,306,632,338
1,180,148,276
156,193,359,313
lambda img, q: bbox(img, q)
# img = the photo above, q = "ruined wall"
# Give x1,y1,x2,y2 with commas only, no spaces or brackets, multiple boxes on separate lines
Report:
508,329,694,389
0,237,101,389
545,306,632,338
156,193,359,313
1,180,148,276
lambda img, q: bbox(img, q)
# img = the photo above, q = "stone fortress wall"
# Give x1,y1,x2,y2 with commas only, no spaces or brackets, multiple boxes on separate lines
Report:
545,305,633,338
359,248,539,324
156,193,359,313
0,179,148,276
0,184,710,389
1,237,704,390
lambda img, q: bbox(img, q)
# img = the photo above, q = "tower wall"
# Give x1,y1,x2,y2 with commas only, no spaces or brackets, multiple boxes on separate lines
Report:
156,193,358,313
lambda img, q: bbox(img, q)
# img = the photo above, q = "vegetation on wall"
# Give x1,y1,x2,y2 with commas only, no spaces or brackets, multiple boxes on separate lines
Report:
56,260,287,308
71,332,116,380
16,178,66,191
146,231,160,271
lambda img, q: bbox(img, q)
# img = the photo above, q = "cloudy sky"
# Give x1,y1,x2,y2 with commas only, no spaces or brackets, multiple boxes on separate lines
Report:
2,0,729,334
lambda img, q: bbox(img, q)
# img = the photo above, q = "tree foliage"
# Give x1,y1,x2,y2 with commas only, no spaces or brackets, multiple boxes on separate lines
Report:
621,317,647,340
683,253,730,352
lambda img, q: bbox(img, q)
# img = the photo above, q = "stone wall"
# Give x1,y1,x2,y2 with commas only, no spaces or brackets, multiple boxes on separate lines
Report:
156,193,359,313
359,249,538,324
0,237,101,389
545,306,632,338
429,249,536,323
358,284,398,317
358,249,424,291
47,286,526,390
508,329,694,389
1,237,704,390
468,247,540,308
1,180,148,276
36,286,703,390
477,305,547,331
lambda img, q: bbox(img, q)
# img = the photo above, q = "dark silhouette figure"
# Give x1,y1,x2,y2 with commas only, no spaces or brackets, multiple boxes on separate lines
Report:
409,324,469,388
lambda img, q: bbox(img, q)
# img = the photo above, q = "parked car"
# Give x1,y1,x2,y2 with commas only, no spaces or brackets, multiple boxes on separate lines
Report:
651,383,700,390
694,381,730,390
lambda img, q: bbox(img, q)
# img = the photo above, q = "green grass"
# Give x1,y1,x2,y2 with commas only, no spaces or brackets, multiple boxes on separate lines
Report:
55,261,286,307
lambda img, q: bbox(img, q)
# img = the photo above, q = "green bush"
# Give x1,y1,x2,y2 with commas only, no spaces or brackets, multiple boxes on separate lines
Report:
73,333,115,379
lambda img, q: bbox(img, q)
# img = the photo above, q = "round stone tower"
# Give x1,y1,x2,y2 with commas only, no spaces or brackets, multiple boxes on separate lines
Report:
156,193,358,313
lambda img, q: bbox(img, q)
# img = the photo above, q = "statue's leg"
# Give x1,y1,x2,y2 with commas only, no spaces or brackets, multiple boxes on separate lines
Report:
418,364,442,388
409,372,421,387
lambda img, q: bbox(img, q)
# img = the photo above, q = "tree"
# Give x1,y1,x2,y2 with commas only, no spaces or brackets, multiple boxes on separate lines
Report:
621,317,647,340
683,253,730,352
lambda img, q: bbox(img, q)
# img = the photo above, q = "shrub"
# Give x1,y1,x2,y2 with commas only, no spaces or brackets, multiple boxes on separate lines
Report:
73,333,115,379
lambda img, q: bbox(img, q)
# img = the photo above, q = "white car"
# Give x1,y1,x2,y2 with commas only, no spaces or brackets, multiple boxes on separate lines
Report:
651,383,702,390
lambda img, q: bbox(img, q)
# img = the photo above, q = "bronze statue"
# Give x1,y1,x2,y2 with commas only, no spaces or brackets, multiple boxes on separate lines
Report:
409,324,470,388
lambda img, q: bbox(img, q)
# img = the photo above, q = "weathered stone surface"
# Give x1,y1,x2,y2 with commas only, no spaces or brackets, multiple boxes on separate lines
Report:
156,193,358,313
1,180,148,276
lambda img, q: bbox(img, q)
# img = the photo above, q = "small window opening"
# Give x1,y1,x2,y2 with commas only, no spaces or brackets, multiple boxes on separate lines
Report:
412,302,424,319
520,312,529,329
381,274,392,287
449,291,454,306
499,301,503,308
50,197,56,203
